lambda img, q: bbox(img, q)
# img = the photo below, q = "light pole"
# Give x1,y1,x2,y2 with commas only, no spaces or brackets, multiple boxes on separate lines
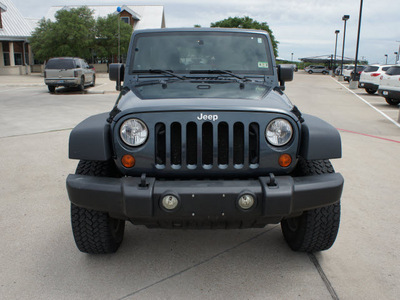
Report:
340,15,350,79
334,30,340,75
350,0,363,89
117,6,122,63
291,52,293,62
395,52,399,64
384,54,388,64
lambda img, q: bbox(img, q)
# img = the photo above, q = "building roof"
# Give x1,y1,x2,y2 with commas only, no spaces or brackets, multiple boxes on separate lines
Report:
0,0,36,41
45,5,165,30
299,54,367,64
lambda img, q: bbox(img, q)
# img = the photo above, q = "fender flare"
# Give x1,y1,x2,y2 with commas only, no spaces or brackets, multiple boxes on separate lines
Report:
69,113,112,161
299,114,342,160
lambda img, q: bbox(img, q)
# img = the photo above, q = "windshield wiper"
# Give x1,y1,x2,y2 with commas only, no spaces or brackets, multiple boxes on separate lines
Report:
189,70,252,82
134,69,186,80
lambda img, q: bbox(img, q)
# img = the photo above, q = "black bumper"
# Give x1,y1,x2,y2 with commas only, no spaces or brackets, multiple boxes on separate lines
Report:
359,82,378,90
66,173,344,226
378,89,400,100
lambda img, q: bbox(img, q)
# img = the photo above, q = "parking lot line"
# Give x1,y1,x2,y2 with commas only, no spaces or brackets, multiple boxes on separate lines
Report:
331,78,400,129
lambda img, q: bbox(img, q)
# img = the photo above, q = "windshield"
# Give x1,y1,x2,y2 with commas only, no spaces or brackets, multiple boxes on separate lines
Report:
130,31,273,75
45,59,75,69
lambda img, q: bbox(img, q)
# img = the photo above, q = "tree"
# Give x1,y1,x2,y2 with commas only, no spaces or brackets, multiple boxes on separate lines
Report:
30,6,96,61
94,14,132,63
211,16,279,58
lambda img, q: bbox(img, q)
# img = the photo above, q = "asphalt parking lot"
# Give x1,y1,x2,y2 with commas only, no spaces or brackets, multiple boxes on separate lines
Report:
0,72,399,300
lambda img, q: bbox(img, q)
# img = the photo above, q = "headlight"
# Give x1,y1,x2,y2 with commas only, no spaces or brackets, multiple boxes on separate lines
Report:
120,118,148,146
265,118,293,146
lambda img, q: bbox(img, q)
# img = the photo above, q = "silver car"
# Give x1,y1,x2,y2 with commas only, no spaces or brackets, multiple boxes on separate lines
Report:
304,65,329,74
44,57,96,93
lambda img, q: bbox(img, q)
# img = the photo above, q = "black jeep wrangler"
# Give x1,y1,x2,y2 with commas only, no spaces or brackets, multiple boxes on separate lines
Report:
66,28,344,254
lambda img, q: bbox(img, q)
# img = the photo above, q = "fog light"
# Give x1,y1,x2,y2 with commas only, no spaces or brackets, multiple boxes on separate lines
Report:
161,195,179,210
238,194,255,210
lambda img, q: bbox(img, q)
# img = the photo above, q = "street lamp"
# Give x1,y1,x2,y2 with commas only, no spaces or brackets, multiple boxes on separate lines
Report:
350,0,363,88
395,52,398,64
333,30,340,75
384,54,388,64
291,52,293,62
117,6,122,63
340,15,350,78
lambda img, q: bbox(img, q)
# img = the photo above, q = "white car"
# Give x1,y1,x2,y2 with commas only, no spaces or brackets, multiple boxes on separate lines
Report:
378,65,400,105
359,65,392,94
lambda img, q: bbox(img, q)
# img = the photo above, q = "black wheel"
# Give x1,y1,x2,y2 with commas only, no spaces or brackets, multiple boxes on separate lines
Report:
71,160,125,254
48,86,56,93
91,75,96,87
385,98,400,106
322,71,328,75
79,76,85,91
308,70,313,74
281,159,341,252
365,88,377,95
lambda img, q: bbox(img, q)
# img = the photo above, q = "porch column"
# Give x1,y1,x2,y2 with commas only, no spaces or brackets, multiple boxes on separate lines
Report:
9,41,15,66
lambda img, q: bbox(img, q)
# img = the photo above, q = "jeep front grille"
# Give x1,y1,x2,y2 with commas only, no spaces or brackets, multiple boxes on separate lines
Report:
155,121,260,169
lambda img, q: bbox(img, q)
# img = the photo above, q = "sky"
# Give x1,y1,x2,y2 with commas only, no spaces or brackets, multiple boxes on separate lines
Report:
11,0,400,64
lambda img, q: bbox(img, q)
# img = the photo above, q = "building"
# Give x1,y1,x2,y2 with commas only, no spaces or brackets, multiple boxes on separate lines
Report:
45,5,166,30
0,0,36,75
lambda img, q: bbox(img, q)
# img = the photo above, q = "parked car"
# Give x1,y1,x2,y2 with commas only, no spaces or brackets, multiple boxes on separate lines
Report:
349,65,366,81
304,65,329,74
66,28,343,254
342,65,355,81
44,57,96,93
359,65,392,94
378,65,400,105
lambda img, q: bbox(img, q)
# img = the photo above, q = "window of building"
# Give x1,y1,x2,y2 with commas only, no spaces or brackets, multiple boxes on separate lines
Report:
14,53,23,65
121,17,130,24
3,53,10,66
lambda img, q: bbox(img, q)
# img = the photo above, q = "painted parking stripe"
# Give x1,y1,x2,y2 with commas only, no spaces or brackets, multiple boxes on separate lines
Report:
331,78,400,129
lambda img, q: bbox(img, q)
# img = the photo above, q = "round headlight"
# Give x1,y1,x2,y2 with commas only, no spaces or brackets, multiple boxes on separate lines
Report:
120,118,148,146
265,119,293,146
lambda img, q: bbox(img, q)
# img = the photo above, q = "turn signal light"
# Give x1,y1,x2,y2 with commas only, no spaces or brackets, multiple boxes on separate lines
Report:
279,154,292,167
121,154,135,168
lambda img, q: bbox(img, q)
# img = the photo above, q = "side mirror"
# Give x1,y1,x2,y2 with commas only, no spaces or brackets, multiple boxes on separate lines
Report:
277,64,294,91
109,63,125,91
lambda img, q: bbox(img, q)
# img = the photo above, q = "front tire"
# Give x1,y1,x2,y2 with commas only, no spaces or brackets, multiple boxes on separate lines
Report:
71,160,125,254
385,98,400,106
48,86,56,93
281,159,341,252
308,70,313,74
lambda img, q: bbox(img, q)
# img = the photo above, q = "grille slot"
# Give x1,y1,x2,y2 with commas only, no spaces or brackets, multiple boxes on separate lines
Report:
155,121,259,170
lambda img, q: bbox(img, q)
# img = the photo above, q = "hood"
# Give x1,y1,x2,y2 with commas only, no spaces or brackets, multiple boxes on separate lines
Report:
113,83,294,121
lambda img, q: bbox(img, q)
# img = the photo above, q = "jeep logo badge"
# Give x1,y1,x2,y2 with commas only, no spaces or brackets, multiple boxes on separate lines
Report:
196,113,218,121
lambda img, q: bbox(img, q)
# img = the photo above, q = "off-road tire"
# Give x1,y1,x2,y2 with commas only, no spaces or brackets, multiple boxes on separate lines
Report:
365,88,377,95
385,98,400,106
71,160,125,254
281,159,341,252
48,86,56,93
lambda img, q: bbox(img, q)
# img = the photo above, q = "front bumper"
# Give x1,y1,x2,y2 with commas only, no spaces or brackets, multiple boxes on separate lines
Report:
378,89,400,100
66,173,344,226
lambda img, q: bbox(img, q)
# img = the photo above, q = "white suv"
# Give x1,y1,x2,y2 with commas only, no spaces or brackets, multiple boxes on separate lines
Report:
359,65,392,94
378,65,400,105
